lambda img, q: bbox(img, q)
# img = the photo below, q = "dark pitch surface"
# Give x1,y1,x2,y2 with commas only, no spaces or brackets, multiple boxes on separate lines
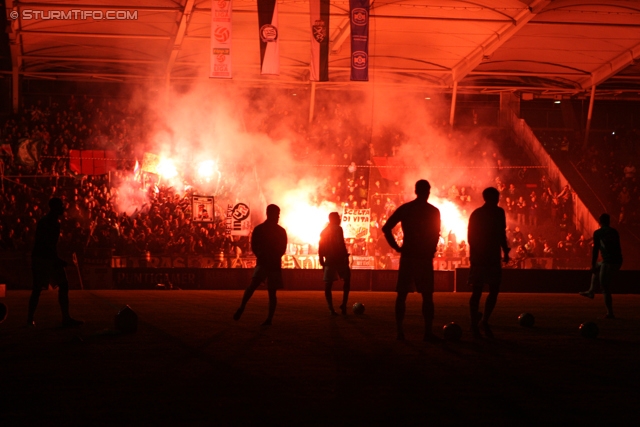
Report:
1,291,639,426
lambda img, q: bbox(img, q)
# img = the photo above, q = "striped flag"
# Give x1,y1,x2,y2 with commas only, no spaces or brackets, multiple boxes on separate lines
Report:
350,0,369,81
309,0,330,81
210,0,233,78
257,0,279,75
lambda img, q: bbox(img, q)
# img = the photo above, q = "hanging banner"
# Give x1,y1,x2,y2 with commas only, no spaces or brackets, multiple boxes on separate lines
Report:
226,202,252,236
69,150,117,175
349,0,369,81
257,0,279,75
309,0,330,81
16,138,41,169
342,208,371,240
192,195,215,223
210,0,233,78
141,152,160,174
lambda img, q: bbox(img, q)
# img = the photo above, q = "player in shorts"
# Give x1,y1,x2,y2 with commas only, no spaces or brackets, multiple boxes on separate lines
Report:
382,180,441,342
579,213,623,319
28,197,84,328
319,212,351,315
233,204,288,326
467,187,510,338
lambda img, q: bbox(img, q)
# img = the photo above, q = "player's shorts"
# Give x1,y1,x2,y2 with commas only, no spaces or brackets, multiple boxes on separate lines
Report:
396,257,434,294
323,261,351,283
31,257,68,290
468,261,502,293
251,265,284,290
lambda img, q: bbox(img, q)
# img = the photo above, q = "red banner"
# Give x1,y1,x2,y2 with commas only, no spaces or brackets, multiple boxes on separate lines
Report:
69,150,117,175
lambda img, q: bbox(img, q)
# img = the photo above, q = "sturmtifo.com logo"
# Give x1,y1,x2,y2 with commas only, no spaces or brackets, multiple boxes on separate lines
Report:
10,9,139,20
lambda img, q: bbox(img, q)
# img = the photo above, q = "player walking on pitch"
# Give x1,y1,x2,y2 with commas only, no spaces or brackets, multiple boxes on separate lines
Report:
579,213,623,319
28,197,84,328
319,212,351,315
382,179,441,342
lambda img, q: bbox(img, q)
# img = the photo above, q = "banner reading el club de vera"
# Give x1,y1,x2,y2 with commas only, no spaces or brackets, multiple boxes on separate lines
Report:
210,0,232,78
257,0,279,75
226,202,251,236
349,0,369,81
309,0,330,81
342,208,370,240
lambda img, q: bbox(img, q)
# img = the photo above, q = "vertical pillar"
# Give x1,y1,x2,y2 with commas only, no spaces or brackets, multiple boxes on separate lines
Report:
449,81,458,128
308,81,316,124
583,85,596,147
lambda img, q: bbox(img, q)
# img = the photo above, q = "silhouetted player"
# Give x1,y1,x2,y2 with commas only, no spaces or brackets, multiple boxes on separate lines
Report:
382,179,441,342
467,187,510,338
319,212,351,315
579,213,623,318
234,204,287,326
28,197,83,328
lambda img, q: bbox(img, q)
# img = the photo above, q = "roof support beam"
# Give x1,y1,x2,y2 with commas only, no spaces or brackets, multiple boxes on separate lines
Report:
15,3,181,13
18,30,171,40
578,41,640,89
449,0,551,85
21,55,163,64
166,0,196,78
6,0,22,112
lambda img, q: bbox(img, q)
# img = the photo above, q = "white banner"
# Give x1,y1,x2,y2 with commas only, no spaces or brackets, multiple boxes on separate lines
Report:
342,208,370,240
226,202,251,236
210,0,232,78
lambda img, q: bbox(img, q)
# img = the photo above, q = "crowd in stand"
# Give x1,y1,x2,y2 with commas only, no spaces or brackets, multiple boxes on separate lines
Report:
0,94,591,268
537,128,640,227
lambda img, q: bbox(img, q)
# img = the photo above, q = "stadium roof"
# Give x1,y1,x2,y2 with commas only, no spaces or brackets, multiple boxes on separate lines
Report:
3,0,640,98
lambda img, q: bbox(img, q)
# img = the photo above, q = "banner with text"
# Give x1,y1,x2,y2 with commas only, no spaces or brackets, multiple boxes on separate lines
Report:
342,208,370,240
309,0,330,81
226,202,252,236
349,0,369,81
210,0,233,78
257,0,280,75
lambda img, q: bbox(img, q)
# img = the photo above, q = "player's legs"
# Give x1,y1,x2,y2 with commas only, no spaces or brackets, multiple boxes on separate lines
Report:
339,265,351,315
263,287,277,326
28,258,51,325
482,278,500,324
469,282,484,336
395,291,408,340
234,268,264,321
413,260,437,341
323,266,337,314
262,270,283,326
324,280,336,315
599,263,620,318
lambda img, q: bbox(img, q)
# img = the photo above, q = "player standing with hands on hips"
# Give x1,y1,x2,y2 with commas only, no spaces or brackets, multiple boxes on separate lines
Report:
319,212,351,315
382,179,441,342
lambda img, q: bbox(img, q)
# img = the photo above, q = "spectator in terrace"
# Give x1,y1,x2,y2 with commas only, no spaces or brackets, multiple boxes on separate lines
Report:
528,192,539,227
623,162,636,181
516,196,527,225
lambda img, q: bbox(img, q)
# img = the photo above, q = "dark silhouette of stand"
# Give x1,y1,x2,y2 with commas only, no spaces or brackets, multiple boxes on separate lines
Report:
319,212,351,315
28,197,84,328
233,204,287,326
579,213,623,318
382,180,441,342
468,187,510,338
